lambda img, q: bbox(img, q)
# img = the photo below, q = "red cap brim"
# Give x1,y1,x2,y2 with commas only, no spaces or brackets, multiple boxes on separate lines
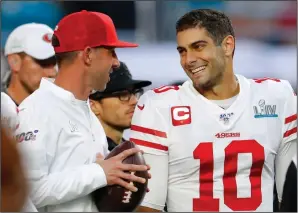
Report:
105,40,138,48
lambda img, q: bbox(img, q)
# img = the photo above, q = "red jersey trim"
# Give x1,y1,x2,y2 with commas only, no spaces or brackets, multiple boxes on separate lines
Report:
283,127,297,138
285,114,297,124
131,125,167,138
130,138,168,151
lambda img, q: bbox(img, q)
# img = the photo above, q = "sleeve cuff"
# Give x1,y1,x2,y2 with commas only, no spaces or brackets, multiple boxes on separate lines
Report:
88,163,107,189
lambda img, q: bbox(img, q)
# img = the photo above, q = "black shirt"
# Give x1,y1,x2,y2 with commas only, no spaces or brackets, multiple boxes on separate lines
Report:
279,161,297,212
106,137,128,151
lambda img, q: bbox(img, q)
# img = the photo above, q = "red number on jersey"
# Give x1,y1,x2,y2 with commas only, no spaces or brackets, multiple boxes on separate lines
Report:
253,77,280,83
153,85,179,93
193,140,265,211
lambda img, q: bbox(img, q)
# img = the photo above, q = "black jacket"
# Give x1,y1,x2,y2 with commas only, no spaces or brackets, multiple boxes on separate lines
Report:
106,137,128,151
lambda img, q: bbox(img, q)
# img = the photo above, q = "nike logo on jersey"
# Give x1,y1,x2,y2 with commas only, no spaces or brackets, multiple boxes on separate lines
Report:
137,104,145,110
69,120,79,132
18,108,25,112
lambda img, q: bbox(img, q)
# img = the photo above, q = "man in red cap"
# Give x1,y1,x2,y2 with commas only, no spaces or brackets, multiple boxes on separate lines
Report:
16,10,149,212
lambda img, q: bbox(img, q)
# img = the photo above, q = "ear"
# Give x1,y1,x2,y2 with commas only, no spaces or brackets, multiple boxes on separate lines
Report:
7,54,22,73
221,35,235,57
89,99,102,116
82,46,93,66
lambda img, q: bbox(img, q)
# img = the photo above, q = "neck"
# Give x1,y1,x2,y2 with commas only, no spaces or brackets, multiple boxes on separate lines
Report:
198,65,239,100
100,120,123,145
54,65,91,101
7,77,31,105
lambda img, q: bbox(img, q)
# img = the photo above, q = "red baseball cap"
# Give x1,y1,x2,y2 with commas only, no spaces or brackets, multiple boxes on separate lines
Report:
53,10,138,53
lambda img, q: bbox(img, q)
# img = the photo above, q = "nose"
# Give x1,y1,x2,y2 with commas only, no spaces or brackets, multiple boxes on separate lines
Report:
185,50,197,65
43,66,57,78
129,93,138,105
112,52,120,69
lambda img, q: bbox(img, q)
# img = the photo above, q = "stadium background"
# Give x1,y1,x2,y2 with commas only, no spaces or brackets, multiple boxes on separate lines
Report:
1,1,296,89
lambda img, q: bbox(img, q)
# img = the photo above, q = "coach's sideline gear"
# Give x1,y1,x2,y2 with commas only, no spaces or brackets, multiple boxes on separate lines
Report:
5,23,55,60
53,10,138,54
16,79,109,211
1,92,38,212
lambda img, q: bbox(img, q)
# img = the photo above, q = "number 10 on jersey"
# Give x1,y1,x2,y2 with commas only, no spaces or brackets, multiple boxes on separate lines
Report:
193,140,265,211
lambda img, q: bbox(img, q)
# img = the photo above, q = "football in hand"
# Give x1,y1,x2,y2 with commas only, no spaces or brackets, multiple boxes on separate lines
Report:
92,140,149,212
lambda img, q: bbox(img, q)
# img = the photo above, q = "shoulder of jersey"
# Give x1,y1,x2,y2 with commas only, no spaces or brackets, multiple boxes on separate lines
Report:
248,77,295,98
18,89,52,116
141,84,185,108
1,92,16,108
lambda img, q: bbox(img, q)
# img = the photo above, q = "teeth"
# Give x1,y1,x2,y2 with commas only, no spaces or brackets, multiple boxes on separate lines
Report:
191,66,206,74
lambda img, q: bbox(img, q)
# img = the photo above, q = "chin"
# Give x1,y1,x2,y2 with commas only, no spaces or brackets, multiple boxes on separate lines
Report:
193,78,210,90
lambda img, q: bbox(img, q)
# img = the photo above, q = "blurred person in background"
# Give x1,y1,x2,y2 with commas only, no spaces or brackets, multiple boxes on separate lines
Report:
89,61,151,151
1,22,57,212
0,95,38,212
1,92,19,132
4,23,57,106
15,10,150,212
132,9,296,212
279,154,297,212
1,126,28,212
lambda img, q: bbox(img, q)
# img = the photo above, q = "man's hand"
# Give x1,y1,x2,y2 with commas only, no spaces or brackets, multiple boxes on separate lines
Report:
96,148,150,192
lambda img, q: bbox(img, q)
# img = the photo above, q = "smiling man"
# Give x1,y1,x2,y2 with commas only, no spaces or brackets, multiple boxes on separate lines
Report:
89,61,151,151
131,9,297,212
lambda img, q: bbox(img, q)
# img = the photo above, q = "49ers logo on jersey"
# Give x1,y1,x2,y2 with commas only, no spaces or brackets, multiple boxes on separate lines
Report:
171,106,191,126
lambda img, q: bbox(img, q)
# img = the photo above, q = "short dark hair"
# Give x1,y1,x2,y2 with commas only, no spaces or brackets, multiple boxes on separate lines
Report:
51,34,79,67
176,9,235,55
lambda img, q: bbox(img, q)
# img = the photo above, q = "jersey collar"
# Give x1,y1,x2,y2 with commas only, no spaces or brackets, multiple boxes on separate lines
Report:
39,78,89,105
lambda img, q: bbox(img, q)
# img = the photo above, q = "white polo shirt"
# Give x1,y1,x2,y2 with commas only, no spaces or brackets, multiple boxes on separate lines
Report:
16,78,109,212
1,92,19,130
1,92,39,212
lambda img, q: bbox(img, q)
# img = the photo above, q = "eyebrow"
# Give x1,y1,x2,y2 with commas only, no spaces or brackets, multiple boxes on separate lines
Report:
177,40,208,51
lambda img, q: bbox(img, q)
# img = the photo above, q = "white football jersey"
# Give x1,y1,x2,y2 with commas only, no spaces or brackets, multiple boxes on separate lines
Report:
130,75,297,212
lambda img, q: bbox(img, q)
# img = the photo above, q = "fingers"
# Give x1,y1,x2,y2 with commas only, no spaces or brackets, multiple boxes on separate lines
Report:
119,171,146,184
115,178,138,192
115,147,141,161
120,163,148,172
96,153,104,160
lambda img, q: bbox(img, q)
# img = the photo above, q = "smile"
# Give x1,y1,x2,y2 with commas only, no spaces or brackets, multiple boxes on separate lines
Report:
190,65,207,74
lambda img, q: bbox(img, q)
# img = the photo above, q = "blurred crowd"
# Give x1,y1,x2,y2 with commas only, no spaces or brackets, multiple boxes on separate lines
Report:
1,1,296,91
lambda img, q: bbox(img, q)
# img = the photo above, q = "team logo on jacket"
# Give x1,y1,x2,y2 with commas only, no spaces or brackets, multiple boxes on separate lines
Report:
253,99,278,118
15,130,39,143
171,106,191,126
42,33,52,43
69,120,79,132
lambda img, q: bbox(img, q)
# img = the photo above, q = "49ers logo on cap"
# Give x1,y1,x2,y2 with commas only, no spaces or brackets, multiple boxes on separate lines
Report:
42,33,52,43
171,106,191,126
